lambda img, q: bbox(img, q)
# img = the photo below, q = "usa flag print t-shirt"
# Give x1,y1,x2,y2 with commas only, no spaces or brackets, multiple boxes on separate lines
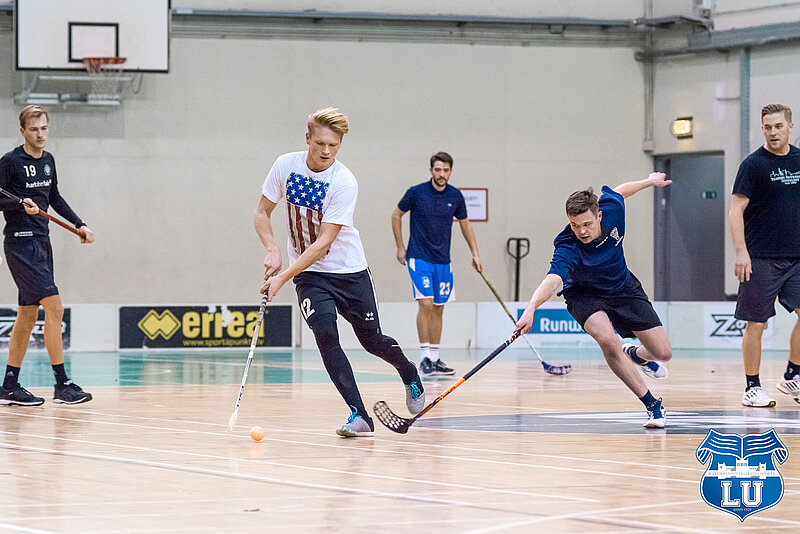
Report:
262,151,369,274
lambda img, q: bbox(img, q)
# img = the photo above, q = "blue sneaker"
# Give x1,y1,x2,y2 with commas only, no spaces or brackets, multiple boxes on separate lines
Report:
405,377,425,415
432,359,455,376
336,407,374,437
419,357,435,376
644,398,666,429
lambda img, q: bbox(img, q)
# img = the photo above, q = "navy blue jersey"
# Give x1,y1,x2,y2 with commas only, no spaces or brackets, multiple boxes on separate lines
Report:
398,180,468,264
0,146,83,238
732,145,800,258
548,186,632,294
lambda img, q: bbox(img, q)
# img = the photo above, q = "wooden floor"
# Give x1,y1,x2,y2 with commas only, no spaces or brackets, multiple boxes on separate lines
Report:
0,346,799,533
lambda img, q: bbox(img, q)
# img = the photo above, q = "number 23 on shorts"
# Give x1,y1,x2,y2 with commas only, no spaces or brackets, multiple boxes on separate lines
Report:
439,282,451,296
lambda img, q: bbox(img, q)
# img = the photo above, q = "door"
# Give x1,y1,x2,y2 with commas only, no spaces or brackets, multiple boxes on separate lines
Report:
654,153,726,301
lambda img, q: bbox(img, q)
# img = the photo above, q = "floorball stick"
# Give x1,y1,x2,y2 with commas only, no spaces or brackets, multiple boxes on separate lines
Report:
478,270,572,375
374,330,521,434
0,187,82,238
226,294,268,434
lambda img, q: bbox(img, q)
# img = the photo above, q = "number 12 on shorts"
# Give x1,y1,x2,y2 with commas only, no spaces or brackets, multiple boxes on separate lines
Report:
301,298,316,320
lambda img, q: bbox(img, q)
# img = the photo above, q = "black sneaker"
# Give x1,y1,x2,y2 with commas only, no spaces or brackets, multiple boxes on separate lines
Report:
432,359,455,376
419,357,435,376
53,381,92,405
0,384,45,406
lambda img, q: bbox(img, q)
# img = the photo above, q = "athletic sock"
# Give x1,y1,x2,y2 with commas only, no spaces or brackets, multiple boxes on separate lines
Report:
429,344,440,362
785,361,800,380
3,365,20,389
52,363,69,385
746,374,761,391
628,346,648,365
420,343,430,361
639,390,657,407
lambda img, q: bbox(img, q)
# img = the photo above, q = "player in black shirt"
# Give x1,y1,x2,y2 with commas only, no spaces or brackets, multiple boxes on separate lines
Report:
0,105,94,406
730,103,800,408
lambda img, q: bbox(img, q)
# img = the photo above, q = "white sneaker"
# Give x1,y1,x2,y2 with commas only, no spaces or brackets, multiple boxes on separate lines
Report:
742,386,776,408
336,410,374,437
404,377,425,415
777,375,800,404
623,343,668,380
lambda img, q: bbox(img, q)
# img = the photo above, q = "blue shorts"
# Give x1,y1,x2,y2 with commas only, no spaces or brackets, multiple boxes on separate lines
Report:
735,258,800,323
407,258,454,305
4,237,59,306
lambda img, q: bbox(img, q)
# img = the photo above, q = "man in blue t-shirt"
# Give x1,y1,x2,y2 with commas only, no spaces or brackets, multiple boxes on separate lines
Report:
516,173,673,428
392,152,481,376
730,103,800,408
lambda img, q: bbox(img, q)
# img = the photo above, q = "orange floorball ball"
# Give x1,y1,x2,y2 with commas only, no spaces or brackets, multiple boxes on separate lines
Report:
250,426,264,442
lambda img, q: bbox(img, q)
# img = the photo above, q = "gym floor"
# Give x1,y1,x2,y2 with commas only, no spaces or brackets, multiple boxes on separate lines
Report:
0,347,798,532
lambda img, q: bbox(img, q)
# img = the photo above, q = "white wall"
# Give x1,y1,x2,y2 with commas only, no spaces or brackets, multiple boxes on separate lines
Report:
652,43,800,295
2,2,798,309
714,0,800,30
0,35,651,306
174,1,645,19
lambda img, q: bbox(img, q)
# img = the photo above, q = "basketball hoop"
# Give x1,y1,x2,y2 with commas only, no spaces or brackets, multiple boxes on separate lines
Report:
82,57,127,100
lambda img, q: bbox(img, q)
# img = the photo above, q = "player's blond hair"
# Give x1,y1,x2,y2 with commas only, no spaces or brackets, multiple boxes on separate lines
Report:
19,105,49,129
761,103,792,123
307,107,349,138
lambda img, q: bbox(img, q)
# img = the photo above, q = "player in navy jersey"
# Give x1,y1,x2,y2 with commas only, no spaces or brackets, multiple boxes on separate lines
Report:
730,103,800,408
255,108,424,437
516,173,673,428
0,105,94,406
391,152,481,376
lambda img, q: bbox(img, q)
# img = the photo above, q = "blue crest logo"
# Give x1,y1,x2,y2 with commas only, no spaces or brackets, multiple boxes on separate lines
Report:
44,164,52,176
696,429,788,521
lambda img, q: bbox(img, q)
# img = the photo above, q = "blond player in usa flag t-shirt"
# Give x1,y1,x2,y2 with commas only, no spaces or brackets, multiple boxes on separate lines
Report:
254,108,424,437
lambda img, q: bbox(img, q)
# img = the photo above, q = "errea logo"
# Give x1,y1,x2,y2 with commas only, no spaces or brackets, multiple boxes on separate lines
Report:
138,310,181,340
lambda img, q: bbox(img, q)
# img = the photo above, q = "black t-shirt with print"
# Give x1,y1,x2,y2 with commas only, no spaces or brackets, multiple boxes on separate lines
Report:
0,146,83,238
732,145,800,258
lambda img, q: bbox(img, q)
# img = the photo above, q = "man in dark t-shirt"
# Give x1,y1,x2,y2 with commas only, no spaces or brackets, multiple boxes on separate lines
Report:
730,103,800,408
516,173,673,429
391,152,481,377
0,105,94,407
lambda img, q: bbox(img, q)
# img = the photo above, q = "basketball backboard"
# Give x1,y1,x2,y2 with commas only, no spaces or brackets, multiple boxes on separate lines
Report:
16,0,170,72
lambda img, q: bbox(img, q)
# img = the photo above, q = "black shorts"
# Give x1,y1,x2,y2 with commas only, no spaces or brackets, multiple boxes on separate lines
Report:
735,258,800,323
563,276,662,339
293,269,381,330
4,237,59,306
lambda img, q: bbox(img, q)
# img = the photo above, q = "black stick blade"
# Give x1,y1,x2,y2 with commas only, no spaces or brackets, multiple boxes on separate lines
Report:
542,361,572,375
374,401,413,434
